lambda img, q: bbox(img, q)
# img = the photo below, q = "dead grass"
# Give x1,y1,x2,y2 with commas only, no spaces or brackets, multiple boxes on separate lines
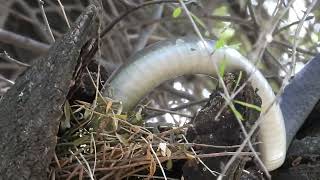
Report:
50,94,255,179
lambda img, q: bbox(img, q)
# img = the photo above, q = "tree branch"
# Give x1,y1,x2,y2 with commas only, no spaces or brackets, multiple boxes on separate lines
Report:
0,28,50,54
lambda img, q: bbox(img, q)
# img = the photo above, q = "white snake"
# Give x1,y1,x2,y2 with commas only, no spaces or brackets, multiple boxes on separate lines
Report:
104,36,295,171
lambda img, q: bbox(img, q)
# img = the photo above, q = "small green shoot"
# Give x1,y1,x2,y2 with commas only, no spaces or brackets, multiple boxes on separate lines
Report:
234,100,262,112
220,92,244,120
230,105,244,121
220,26,235,40
114,114,127,120
232,71,243,93
215,38,226,50
190,12,207,30
172,7,182,18
218,58,227,78
212,6,228,16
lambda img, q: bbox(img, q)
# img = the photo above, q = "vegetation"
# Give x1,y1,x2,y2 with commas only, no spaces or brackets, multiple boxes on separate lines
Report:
0,0,319,179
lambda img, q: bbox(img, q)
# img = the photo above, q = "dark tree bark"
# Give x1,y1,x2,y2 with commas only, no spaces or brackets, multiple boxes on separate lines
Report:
271,136,320,180
183,73,262,180
0,5,98,180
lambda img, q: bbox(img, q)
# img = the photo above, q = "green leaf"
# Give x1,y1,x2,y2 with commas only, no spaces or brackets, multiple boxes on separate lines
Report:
230,105,244,121
234,100,262,112
220,27,235,40
218,58,227,78
215,38,225,50
172,7,182,18
212,6,228,16
114,114,127,120
232,71,243,92
190,13,207,30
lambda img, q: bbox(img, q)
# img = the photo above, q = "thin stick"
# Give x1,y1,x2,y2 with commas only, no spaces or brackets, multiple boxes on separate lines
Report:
290,0,318,86
146,98,208,119
69,149,94,180
0,51,30,67
173,142,261,149
38,0,55,42
100,0,180,38
67,151,257,172
247,0,259,27
53,152,61,169
0,75,14,85
0,28,50,54
271,40,317,56
57,0,71,28
161,84,197,101
66,165,82,180
119,165,149,179
90,133,97,176
273,16,314,35
147,140,168,180
134,4,164,52
143,106,193,118
182,135,220,176
78,152,94,180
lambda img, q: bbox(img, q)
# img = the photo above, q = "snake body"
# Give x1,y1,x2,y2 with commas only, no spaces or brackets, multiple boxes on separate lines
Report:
104,36,315,171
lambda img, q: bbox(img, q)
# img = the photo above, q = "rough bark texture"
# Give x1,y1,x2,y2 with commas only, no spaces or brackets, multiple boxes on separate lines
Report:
271,136,320,180
270,103,320,180
0,5,98,180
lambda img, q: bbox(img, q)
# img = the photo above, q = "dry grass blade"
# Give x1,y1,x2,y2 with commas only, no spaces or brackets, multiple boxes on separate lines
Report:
57,0,71,28
37,0,55,42
51,89,257,179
